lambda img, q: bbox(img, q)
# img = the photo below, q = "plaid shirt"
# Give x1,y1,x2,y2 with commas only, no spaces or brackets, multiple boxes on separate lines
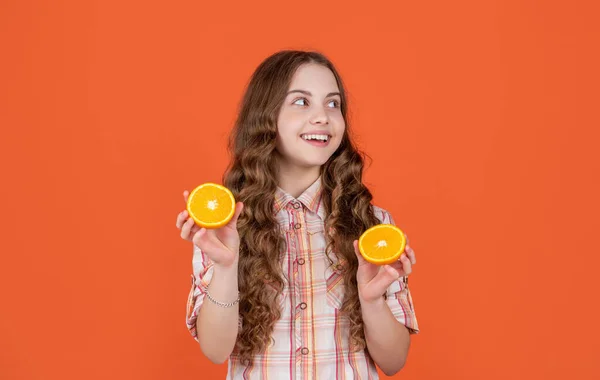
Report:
186,177,419,379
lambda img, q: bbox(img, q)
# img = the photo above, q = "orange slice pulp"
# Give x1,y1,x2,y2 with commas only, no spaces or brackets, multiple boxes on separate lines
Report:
186,183,236,229
358,224,407,265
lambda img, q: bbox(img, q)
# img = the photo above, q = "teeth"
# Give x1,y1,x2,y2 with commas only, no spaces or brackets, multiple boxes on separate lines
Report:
302,134,329,141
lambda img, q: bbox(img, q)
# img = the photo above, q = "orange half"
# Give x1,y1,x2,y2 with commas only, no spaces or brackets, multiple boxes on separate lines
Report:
358,224,407,265
186,183,236,229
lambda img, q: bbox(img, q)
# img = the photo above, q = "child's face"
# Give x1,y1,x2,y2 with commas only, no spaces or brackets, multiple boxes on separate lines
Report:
276,63,346,170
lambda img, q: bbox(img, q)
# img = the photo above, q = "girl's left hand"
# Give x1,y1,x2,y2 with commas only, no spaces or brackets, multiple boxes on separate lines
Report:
353,235,417,304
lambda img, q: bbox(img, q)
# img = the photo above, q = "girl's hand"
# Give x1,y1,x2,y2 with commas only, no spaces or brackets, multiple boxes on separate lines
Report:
176,190,244,269
353,234,417,304
176,191,200,242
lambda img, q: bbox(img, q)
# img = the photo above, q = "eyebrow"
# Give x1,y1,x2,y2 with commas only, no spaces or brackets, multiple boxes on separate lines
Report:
287,89,341,98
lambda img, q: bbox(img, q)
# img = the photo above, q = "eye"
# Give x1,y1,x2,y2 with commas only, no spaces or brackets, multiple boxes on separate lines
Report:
328,99,340,108
293,98,308,106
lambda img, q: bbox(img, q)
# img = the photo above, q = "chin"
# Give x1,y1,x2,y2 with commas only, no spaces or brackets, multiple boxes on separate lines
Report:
296,161,324,169
286,150,337,169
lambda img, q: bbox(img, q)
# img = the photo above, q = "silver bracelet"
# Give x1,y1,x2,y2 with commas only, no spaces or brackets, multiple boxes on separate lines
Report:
205,289,240,308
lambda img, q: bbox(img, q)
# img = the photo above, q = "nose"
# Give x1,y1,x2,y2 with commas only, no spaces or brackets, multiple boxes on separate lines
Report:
309,105,329,125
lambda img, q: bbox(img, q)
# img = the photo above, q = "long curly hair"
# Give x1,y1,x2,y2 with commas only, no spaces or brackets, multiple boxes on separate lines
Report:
222,50,382,365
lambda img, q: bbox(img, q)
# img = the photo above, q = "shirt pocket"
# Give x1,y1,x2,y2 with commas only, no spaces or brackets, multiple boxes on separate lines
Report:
305,222,345,310
324,261,346,310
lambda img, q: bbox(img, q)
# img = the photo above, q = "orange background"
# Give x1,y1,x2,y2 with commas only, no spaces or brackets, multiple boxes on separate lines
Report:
1,1,599,379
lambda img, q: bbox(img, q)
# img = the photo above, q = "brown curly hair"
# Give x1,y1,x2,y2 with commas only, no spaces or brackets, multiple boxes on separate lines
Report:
222,50,382,365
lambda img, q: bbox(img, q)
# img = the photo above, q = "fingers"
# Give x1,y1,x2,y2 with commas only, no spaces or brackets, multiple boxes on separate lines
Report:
192,228,209,250
368,264,401,294
176,210,188,229
388,253,413,276
180,216,196,240
192,228,225,254
399,254,413,275
405,245,416,265
177,208,200,241
403,232,415,264
177,190,194,241
400,254,412,275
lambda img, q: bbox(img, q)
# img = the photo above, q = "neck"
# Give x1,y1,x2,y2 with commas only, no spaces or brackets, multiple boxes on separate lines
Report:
277,160,321,199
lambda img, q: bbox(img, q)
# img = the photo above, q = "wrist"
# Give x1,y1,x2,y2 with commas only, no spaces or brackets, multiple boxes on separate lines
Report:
213,261,238,275
359,293,386,309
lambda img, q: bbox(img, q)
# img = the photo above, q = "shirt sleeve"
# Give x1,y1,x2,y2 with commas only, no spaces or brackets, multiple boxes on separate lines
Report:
185,244,215,342
375,207,420,334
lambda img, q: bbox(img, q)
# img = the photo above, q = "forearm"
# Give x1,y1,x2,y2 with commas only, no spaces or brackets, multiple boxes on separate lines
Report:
196,264,240,364
361,296,410,376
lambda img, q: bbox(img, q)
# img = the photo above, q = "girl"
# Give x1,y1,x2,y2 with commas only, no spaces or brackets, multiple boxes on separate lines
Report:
176,50,419,379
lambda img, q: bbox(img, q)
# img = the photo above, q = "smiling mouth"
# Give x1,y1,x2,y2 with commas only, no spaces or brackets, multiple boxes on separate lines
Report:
300,133,331,142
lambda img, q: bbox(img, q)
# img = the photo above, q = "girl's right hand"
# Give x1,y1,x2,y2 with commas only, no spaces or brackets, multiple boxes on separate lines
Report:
176,190,244,268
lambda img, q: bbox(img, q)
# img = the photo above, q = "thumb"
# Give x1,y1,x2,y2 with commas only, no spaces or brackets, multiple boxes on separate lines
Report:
228,202,244,227
353,240,367,266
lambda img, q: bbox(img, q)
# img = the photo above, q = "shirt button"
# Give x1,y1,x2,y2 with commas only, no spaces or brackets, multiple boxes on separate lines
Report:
301,347,309,355
294,223,301,230
299,302,307,310
297,258,305,265
293,202,301,209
